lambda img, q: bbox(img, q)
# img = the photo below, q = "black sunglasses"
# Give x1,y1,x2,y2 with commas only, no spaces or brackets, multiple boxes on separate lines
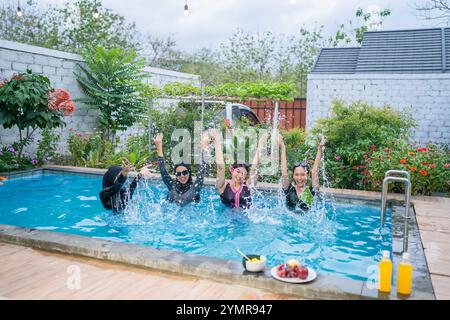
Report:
175,170,189,177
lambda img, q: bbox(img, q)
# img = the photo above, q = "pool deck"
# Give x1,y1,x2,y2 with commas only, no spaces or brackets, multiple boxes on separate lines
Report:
0,165,449,300
0,242,294,300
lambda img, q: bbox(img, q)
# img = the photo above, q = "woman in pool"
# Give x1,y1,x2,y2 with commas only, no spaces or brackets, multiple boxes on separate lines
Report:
153,132,210,205
211,129,263,210
278,135,325,211
99,164,155,211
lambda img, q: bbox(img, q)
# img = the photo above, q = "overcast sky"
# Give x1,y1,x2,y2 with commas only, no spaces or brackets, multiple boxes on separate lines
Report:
37,0,434,52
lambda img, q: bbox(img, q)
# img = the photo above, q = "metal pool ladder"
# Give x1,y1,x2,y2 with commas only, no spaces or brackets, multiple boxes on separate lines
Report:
380,170,411,253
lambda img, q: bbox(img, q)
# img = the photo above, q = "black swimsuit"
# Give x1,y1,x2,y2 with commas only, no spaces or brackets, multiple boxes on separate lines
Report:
220,182,252,209
158,156,206,206
284,185,316,211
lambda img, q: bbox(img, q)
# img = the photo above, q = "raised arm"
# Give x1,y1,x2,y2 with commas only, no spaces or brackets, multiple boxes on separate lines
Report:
311,137,325,190
211,129,226,193
154,133,174,190
248,132,267,187
193,132,210,190
278,134,290,190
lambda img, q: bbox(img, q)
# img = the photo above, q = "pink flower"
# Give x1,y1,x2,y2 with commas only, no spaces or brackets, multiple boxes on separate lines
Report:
370,145,376,149
335,155,341,161
306,160,311,165
359,165,365,170
445,164,450,169
364,169,370,175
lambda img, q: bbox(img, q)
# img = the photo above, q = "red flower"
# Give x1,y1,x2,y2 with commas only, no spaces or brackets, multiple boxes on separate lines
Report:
400,159,407,164
306,160,311,165
417,147,423,152
363,154,368,159
385,148,391,153
409,166,417,172
352,166,357,170
422,161,428,165
386,155,391,159
429,164,435,169
48,89,75,116
422,147,428,152
379,156,383,160
367,158,372,162
370,145,376,149
83,137,88,141
420,169,427,176
359,165,365,169
445,163,450,169
364,169,370,175
408,152,415,157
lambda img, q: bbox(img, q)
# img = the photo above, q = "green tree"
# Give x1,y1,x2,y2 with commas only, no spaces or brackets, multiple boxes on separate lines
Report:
74,46,149,146
0,0,61,49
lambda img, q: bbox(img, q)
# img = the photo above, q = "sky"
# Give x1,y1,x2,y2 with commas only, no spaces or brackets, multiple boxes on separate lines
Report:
33,0,436,52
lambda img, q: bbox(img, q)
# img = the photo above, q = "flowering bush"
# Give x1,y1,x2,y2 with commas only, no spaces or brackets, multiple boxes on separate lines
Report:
0,145,38,172
67,130,102,167
313,100,416,190
367,142,449,195
0,69,74,160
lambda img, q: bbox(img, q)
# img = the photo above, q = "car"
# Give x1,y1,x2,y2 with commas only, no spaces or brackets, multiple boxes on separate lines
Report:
214,102,261,127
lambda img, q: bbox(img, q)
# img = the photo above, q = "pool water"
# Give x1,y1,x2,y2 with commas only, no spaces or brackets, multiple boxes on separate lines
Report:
0,172,392,281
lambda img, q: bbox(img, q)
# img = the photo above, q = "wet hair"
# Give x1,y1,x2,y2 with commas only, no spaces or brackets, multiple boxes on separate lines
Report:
231,162,250,173
292,162,309,175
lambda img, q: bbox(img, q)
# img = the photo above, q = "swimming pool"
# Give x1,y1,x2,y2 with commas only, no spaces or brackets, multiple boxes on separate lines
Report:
0,171,392,282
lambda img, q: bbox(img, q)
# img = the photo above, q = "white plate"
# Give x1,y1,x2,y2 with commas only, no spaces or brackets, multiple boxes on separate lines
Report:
270,266,317,283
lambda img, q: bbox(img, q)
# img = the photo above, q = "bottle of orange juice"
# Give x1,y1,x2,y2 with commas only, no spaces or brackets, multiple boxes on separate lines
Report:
379,250,392,293
397,252,413,295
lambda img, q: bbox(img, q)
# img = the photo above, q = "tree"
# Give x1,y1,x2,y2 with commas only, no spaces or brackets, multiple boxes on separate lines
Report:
74,46,149,145
0,0,61,49
56,0,140,53
0,0,140,54
0,70,74,157
415,0,450,25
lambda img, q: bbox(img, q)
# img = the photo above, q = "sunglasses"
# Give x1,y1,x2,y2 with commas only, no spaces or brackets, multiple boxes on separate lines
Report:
175,170,190,177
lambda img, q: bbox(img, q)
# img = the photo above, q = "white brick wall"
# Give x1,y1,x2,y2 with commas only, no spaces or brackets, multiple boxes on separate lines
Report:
306,73,450,145
0,40,200,156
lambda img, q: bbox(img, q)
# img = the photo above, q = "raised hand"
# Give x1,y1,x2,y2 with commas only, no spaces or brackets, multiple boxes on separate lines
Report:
139,165,156,179
201,131,210,150
153,133,163,147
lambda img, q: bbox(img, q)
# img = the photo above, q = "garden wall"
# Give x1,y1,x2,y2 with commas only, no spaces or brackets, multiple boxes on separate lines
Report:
0,39,200,154
306,73,450,146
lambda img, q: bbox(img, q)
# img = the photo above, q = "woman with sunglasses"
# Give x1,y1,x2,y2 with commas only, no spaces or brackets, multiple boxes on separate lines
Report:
278,135,325,212
211,129,263,210
99,164,155,211
154,132,209,205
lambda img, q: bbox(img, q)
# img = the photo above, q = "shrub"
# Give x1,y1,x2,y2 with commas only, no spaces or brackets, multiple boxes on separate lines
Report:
313,100,416,190
67,130,102,167
36,129,60,165
367,141,450,195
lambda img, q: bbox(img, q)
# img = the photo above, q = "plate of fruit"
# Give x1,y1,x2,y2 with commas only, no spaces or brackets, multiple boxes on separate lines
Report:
270,259,317,283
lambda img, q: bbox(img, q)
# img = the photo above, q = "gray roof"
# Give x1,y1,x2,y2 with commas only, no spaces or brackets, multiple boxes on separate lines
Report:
312,28,450,74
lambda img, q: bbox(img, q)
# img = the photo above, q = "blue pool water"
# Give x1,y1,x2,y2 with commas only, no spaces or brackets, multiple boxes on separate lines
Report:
0,172,392,281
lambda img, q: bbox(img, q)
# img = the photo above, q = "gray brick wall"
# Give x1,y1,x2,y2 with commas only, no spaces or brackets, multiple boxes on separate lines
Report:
306,73,450,145
0,40,200,156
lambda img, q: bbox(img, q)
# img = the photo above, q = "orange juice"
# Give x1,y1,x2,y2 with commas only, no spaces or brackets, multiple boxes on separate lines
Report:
397,252,413,295
379,250,392,293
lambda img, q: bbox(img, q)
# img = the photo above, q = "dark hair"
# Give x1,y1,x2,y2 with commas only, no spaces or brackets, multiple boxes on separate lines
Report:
292,161,309,174
232,162,250,173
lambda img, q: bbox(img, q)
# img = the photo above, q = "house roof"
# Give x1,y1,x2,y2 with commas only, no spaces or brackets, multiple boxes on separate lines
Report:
311,28,450,74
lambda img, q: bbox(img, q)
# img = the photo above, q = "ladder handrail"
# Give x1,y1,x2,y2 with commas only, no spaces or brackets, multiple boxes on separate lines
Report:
385,170,410,180
380,173,411,253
